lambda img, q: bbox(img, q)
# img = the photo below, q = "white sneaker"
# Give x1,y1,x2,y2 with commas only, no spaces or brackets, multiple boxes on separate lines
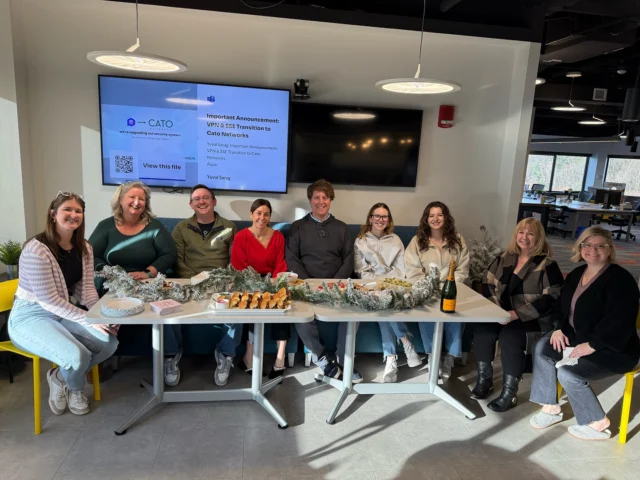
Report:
66,389,89,416
383,356,398,383
46,368,66,415
214,349,234,387
403,342,422,368
164,353,182,387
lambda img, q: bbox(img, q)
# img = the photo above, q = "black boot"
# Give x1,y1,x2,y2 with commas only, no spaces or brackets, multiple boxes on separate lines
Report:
470,361,494,400
487,374,521,412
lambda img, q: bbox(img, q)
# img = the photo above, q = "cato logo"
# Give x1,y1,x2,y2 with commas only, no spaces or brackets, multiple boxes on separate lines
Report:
207,96,216,103
127,118,136,127
148,119,174,128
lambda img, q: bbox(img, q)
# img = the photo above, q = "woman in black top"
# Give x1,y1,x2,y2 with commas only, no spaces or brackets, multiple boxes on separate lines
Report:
529,226,640,440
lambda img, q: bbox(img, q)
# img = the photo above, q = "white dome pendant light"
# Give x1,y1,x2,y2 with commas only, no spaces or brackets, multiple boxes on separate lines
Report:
375,0,461,95
87,0,187,73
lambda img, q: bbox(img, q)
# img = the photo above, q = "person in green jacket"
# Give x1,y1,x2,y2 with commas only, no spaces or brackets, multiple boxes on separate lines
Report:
172,184,239,387
88,181,179,386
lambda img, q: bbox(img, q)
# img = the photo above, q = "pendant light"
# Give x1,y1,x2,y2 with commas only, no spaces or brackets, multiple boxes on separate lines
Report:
87,0,187,73
551,77,585,111
579,107,606,125
375,0,461,95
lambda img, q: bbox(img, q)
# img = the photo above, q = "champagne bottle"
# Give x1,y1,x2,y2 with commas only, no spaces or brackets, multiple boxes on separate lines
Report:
440,260,457,313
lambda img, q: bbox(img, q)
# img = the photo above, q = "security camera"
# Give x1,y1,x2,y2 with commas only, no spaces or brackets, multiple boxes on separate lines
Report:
293,78,310,100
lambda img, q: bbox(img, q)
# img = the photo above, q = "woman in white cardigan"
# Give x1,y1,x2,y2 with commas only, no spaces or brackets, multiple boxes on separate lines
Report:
405,201,469,379
355,203,422,383
9,192,118,416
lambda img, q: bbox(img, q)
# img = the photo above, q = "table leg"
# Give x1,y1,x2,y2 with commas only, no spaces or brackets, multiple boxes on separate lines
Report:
429,321,476,420
252,322,287,428
571,212,580,239
325,321,357,424
114,323,164,435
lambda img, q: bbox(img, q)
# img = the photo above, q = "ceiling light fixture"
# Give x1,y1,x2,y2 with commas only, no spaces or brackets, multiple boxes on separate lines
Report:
579,107,606,125
375,0,460,95
536,78,546,85
333,112,377,120
566,72,582,78
87,1,187,73
551,76,585,111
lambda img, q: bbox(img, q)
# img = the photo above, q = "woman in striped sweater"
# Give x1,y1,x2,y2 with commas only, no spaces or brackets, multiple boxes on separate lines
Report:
8,192,118,416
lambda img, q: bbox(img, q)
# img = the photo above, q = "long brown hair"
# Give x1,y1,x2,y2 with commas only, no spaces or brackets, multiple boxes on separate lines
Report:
417,201,462,253
29,192,88,258
358,203,395,239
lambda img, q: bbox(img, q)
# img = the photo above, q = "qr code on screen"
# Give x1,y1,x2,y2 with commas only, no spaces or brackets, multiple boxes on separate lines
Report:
114,155,134,174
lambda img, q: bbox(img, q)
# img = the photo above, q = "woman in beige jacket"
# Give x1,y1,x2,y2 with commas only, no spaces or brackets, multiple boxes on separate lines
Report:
405,201,469,378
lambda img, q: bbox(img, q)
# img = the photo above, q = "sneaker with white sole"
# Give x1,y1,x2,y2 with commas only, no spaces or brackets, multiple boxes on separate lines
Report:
214,349,234,386
440,354,455,379
46,368,67,415
316,355,341,379
66,389,89,416
403,342,422,368
164,353,182,387
383,356,398,383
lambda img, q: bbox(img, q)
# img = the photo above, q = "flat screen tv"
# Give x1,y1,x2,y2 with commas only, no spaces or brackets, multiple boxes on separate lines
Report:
98,75,290,193
289,102,422,187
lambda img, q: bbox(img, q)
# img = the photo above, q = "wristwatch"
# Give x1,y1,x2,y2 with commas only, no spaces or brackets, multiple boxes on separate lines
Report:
144,269,153,278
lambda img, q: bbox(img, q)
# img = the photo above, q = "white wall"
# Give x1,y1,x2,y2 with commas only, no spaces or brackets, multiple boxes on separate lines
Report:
9,0,539,243
0,0,30,273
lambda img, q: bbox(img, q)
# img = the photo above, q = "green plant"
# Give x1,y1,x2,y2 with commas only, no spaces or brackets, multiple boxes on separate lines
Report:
0,240,22,265
535,189,544,195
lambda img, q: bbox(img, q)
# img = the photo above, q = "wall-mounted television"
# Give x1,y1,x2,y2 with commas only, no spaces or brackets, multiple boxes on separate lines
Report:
98,75,290,193
289,102,422,187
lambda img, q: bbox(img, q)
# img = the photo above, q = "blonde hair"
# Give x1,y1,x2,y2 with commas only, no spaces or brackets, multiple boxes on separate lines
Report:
505,217,552,257
111,181,155,226
570,225,616,263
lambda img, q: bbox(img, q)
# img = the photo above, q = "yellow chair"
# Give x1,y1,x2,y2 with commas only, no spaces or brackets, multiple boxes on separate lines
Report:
0,279,100,435
557,366,640,444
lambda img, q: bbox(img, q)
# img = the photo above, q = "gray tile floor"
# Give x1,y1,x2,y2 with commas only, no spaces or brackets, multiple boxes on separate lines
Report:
1,353,640,480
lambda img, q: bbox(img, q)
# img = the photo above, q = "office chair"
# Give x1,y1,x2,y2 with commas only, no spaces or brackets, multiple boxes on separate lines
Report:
609,201,639,241
547,205,569,238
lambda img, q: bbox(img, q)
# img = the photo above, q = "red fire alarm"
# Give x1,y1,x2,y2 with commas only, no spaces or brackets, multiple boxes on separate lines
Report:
438,105,455,128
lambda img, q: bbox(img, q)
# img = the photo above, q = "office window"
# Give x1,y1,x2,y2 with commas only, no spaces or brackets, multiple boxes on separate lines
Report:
605,156,640,196
525,153,588,192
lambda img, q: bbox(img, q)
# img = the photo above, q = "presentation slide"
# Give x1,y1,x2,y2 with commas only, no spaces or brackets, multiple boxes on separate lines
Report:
99,76,290,193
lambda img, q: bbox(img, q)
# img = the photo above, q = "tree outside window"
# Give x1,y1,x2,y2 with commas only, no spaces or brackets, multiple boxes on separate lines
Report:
606,157,640,196
525,153,588,192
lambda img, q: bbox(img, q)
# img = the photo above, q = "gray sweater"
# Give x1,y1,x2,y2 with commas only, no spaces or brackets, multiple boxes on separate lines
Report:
285,214,354,279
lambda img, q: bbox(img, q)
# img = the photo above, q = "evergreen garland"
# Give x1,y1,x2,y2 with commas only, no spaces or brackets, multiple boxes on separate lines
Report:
96,265,287,302
97,265,441,311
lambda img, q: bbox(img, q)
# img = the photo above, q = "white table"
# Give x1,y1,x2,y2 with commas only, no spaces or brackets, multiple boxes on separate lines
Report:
310,282,509,424
563,203,635,240
86,290,315,434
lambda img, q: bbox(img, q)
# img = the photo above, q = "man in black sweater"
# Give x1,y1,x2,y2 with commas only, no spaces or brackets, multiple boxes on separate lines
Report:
286,179,362,382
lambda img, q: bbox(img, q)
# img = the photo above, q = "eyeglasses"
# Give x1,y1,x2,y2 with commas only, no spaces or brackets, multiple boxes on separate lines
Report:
191,196,212,202
57,191,84,199
580,242,611,251
371,215,389,221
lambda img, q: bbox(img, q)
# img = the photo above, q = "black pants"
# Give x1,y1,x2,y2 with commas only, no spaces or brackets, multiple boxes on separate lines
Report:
243,323,290,342
473,319,540,377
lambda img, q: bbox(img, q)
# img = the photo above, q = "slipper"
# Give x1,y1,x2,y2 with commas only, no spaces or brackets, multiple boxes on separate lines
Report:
568,425,612,441
530,410,564,429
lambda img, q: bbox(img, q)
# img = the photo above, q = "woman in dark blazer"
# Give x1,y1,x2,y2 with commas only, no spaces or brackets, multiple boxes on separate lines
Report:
529,226,640,440
472,218,564,412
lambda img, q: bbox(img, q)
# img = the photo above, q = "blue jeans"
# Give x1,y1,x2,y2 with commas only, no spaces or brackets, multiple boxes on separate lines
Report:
8,299,119,391
378,322,411,357
164,325,182,356
216,324,253,357
418,322,462,357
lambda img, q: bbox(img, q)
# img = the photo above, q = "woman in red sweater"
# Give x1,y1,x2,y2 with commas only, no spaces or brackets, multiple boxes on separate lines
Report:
231,199,289,378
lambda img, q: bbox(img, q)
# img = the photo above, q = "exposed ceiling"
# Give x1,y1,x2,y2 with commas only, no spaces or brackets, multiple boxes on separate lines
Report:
111,0,640,138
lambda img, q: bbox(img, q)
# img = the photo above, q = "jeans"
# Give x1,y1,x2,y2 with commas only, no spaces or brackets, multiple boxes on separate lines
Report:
473,319,540,377
8,299,119,391
530,332,615,425
216,324,246,357
379,322,411,357
418,322,463,357
164,325,182,356
296,320,359,366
